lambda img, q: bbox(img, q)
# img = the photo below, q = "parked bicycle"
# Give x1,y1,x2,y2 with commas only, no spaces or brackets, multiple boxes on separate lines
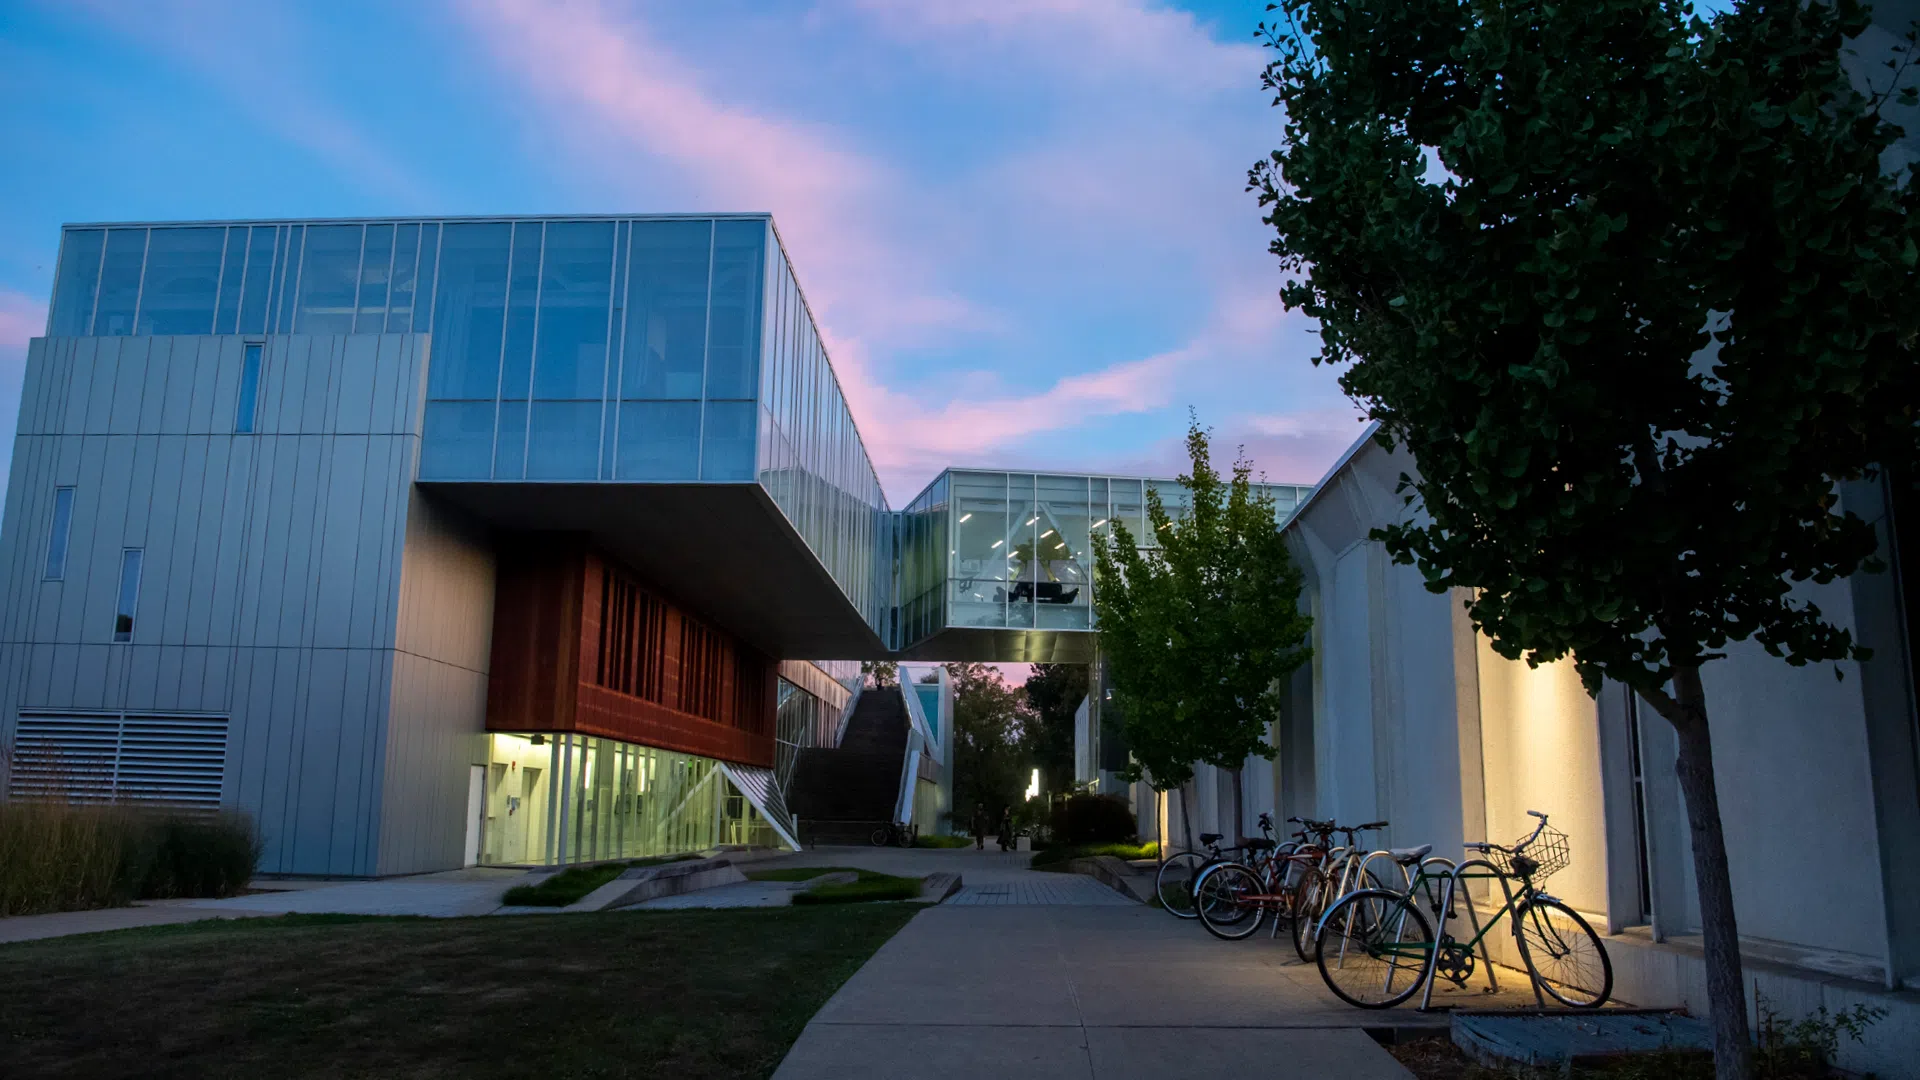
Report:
870,821,918,847
1313,811,1612,1010
1192,817,1393,952
1154,813,1281,920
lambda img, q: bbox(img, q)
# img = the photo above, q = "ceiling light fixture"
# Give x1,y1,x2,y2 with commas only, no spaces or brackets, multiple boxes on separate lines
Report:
1092,518,1107,528
1040,529,1056,539
991,540,1003,549
959,513,972,522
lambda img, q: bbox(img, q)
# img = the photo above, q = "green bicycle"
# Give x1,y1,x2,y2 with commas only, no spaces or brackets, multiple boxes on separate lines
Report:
1313,811,1612,1010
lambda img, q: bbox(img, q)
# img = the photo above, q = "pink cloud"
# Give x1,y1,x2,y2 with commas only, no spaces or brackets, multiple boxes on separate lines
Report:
0,290,48,348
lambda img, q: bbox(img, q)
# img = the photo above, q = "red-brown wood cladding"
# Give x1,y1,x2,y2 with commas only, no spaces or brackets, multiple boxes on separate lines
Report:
486,540,775,768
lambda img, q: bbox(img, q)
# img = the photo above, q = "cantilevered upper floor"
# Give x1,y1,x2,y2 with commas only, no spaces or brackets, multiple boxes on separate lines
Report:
35,215,1313,662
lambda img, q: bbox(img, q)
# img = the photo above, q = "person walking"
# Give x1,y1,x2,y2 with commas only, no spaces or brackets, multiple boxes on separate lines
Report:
971,804,988,850
997,806,1014,852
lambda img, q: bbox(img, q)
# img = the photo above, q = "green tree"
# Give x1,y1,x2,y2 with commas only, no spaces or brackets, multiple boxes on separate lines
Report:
1253,2,1919,1075
859,660,897,688
1091,418,1314,849
1022,664,1089,796
946,662,1033,826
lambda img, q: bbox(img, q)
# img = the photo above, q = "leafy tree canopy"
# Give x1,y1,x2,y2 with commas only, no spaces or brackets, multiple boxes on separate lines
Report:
946,662,1033,820
1254,0,1920,709
1092,419,1314,792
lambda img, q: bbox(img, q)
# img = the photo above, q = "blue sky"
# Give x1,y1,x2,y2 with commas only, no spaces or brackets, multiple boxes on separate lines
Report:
0,0,1366,509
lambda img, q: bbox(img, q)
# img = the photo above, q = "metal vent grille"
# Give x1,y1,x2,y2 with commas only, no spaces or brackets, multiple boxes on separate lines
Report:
8,712,229,808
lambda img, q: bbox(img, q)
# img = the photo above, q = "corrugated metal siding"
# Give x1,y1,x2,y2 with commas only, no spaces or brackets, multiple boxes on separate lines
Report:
0,333,432,877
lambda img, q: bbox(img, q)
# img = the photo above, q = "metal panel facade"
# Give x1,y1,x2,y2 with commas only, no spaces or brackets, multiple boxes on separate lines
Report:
0,332,445,876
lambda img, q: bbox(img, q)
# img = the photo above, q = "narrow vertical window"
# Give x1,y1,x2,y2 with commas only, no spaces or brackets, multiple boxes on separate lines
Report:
44,487,75,580
235,344,263,433
113,549,143,643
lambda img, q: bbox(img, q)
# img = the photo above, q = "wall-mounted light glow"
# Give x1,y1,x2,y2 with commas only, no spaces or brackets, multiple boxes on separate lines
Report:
960,513,973,522
1026,768,1041,800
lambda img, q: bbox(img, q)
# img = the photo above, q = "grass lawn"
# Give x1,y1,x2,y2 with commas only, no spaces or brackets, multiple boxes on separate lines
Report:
913,834,972,849
1029,841,1159,869
0,905,916,1080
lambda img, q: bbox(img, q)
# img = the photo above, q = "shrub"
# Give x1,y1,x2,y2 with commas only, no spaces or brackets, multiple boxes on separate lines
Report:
1051,794,1136,845
140,811,261,899
0,801,260,916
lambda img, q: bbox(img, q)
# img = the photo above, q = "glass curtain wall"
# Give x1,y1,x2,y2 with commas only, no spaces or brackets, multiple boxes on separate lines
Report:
50,222,439,340
925,470,1314,638
756,230,891,635
481,731,778,866
418,216,766,482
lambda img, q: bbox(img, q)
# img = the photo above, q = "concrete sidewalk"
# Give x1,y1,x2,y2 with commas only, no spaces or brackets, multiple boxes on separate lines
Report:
773,902,1541,1079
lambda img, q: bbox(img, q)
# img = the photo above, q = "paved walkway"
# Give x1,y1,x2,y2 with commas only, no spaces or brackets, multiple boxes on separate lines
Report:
774,903,1427,1079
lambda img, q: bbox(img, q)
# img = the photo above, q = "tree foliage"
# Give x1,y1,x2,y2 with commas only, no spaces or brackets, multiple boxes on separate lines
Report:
1255,0,1920,699
1253,1,1919,1074
945,662,1033,821
1091,419,1314,793
1022,664,1089,795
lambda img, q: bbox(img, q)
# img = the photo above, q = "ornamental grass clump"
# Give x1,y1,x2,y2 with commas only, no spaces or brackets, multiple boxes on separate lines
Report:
0,800,260,916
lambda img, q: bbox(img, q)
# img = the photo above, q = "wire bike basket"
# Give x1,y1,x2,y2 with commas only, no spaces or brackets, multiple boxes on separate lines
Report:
1492,823,1571,884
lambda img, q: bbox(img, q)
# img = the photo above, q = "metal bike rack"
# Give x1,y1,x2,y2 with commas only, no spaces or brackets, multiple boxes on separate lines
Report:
1419,858,1542,1012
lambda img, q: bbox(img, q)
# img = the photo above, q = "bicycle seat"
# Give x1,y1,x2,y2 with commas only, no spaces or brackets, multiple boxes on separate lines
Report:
1199,832,1223,845
1388,844,1433,865
1244,837,1276,851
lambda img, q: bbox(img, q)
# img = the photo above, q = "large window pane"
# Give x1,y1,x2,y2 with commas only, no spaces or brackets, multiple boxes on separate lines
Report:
49,229,103,337
495,398,528,479
237,226,278,335
951,471,1010,628
701,400,755,481
94,228,148,337
385,224,420,334
427,223,510,399
356,223,393,331
274,225,305,333
621,219,711,400
135,227,225,335
532,221,615,401
705,219,764,399
213,227,246,334
1035,474,1091,619
420,401,495,479
616,401,700,480
500,223,542,404
526,401,601,479
294,224,362,334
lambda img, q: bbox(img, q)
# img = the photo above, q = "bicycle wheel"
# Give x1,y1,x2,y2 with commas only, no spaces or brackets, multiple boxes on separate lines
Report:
1155,851,1209,919
1315,888,1433,1009
870,827,891,846
1196,863,1267,941
1290,868,1327,963
1512,897,1613,1008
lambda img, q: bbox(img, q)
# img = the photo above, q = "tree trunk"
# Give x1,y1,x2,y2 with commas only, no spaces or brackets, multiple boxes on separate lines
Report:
1178,781,1194,853
1649,665,1754,1080
1232,766,1246,843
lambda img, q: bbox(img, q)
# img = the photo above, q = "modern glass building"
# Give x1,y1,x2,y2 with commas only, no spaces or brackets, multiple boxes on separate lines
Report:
1,213,1312,876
